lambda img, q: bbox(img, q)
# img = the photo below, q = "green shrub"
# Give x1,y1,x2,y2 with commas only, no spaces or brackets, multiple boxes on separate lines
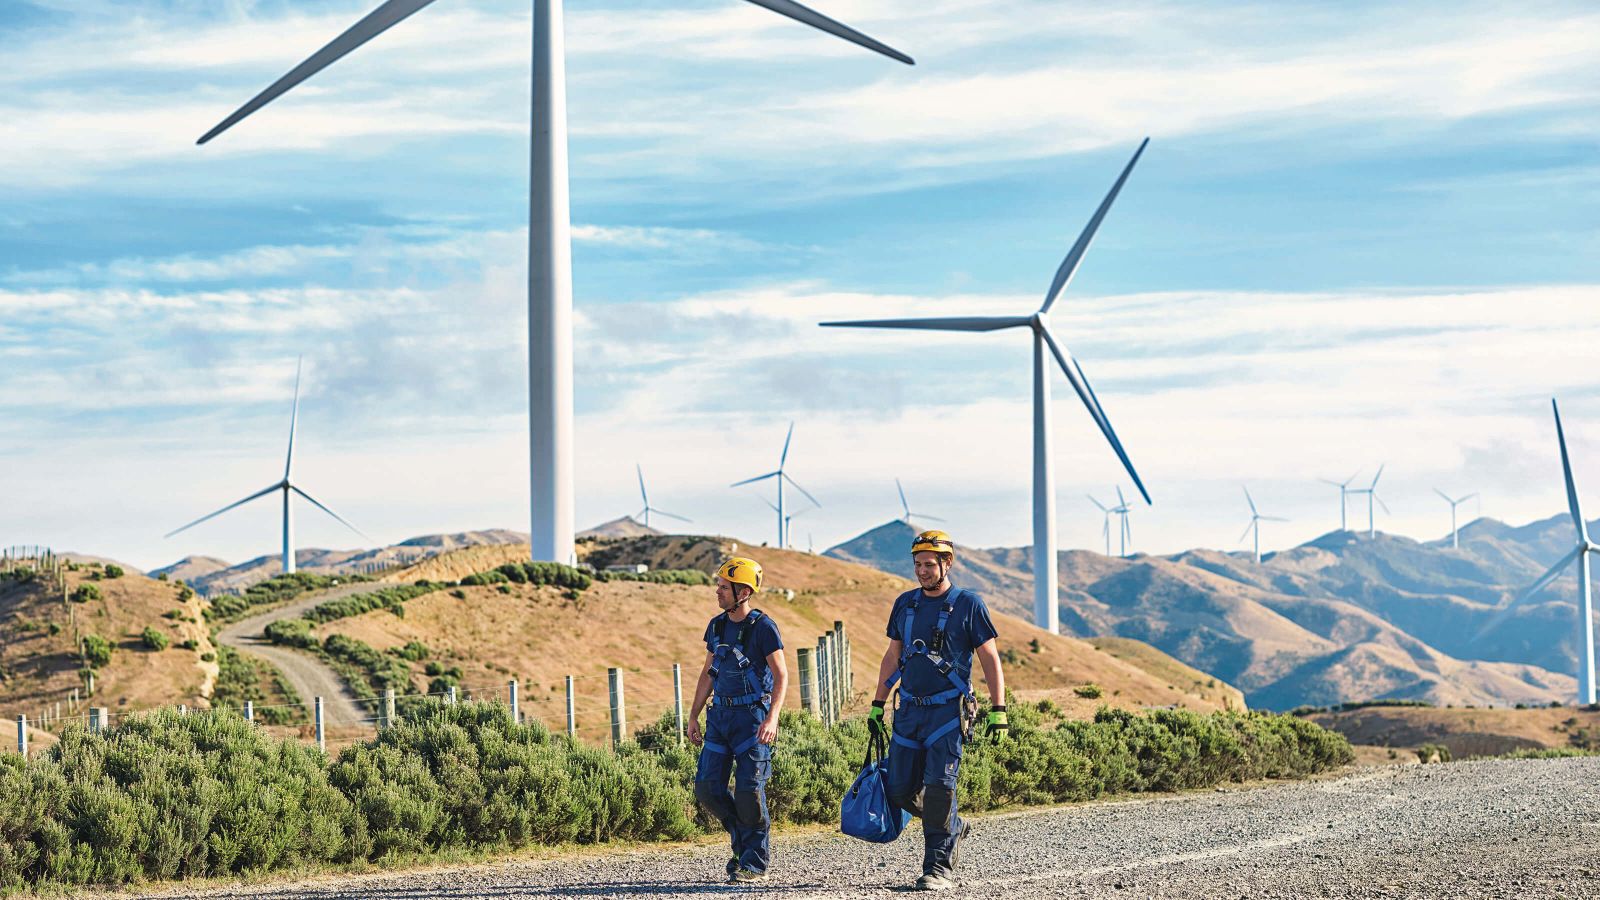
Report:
1074,683,1103,699
210,647,305,726
81,634,113,668
461,562,591,591
205,573,362,623
71,584,100,603
140,626,170,651
1416,743,1452,764
103,564,124,579
393,641,430,662
594,569,713,586
178,638,199,652
302,584,440,625
263,618,319,650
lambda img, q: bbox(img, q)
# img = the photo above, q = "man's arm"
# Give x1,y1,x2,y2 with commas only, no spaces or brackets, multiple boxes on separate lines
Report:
873,639,903,703
687,649,715,745
974,638,1005,707
758,648,787,744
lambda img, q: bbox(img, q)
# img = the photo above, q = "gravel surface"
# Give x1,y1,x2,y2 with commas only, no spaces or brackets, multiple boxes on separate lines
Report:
214,583,377,727
149,757,1600,899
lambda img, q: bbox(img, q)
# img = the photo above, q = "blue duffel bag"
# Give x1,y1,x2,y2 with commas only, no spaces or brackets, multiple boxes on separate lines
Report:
841,731,910,843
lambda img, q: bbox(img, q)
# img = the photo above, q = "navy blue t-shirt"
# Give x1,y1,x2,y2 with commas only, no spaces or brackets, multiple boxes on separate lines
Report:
885,586,998,698
704,610,783,697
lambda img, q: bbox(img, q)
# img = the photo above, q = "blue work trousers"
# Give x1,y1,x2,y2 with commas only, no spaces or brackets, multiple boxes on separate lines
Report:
886,699,967,877
694,703,772,874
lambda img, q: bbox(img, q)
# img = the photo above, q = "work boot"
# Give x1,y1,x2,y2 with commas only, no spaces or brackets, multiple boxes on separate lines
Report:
730,867,767,884
724,857,740,883
949,820,973,872
916,872,957,891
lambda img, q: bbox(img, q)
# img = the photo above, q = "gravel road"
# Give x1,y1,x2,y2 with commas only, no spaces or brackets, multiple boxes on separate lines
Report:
214,583,377,727
150,757,1600,899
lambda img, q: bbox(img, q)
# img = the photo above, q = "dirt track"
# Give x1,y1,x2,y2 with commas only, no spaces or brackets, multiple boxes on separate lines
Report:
150,757,1600,899
213,584,376,727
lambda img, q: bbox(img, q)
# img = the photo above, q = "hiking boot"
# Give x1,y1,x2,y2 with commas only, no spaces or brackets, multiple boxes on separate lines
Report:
724,857,739,883
916,872,957,891
949,820,972,872
730,867,767,884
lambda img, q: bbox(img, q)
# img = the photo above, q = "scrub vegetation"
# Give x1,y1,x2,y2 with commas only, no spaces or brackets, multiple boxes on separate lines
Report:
0,695,1351,890
205,573,367,623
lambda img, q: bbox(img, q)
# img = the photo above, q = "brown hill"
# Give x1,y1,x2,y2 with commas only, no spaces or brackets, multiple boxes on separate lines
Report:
1307,704,1600,760
579,517,662,539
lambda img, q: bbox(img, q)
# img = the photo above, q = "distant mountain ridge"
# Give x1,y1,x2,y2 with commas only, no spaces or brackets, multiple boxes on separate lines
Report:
826,515,1592,710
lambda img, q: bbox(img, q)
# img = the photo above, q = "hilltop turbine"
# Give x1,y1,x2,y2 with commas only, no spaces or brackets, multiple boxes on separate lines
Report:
896,478,944,525
1087,494,1115,557
166,359,367,575
1240,485,1288,565
1434,488,1478,549
1347,465,1389,539
1088,489,1131,557
634,464,689,530
822,140,1154,633
1319,471,1360,532
732,422,819,549
765,500,810,549
197,0,911,568
1474,400,1595,704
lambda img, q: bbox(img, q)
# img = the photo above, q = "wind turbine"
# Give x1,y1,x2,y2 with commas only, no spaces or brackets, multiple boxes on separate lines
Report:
1111,485,1132,557
1347,465,1388,539
1087,494,1115,557
896,478,944,525
732,422,820,549
196,0,912,569
1434,488,1478,549
635,464,689,530
765,500,810,549
822,140,1154,633
1240,486,1288,565
1474,400,1595,704
166,359,367,575
1319,471,1360,532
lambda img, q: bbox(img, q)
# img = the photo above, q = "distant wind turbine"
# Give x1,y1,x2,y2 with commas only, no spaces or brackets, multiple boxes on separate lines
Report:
165,359,367,575
1434,488,1478,549
1240,486,1288,565
635,464,689,530
822,140,1155,633
1347,465,1389,539
1319,471,1360,532
765,500,811,549
1087,494,1115,557
1111,486,1132,557
196,0,912,569
732,422,819,549
1473,400,1595,704
896,478,944,525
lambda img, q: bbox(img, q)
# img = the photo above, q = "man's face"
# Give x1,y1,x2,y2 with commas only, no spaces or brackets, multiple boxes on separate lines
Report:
913,552,949,590
715,576,745,610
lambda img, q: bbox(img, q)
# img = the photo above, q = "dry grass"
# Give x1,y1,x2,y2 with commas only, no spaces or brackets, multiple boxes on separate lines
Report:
1309,704,1600,758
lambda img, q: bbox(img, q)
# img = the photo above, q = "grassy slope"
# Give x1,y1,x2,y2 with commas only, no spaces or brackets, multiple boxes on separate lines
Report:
1308,704,1600,758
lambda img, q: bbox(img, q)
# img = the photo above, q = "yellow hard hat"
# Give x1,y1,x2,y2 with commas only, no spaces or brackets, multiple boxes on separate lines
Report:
716,557,763,594
911,530,956,558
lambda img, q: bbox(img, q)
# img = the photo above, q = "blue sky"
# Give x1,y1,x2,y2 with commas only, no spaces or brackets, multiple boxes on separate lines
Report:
3,0,1598,570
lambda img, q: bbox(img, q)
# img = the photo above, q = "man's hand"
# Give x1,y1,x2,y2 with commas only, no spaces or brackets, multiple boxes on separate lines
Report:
757,714,779,745
687,716,703,746
983,707,1009,742
867,700,889,742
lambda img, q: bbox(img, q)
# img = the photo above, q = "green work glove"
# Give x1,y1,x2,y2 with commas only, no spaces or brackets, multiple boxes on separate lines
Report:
867,700,889,741
984,706,1009,742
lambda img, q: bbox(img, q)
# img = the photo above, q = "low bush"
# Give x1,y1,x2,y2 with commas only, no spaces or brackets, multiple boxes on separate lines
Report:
461,562,591,591
210,646,306,726
1074,683,1103,699
1416,743,1452,764
81,634,113,668
71,584,100,603
103,564,124,579
594,569,713,586
303,584,441,625
263,618,319,650
206,573,365,623
140,626,169,651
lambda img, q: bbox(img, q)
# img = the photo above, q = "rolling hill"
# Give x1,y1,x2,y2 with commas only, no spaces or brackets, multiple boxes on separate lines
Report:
827,517,1590,710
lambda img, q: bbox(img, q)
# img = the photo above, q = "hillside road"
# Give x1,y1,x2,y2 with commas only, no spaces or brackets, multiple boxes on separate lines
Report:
152,757,1600,898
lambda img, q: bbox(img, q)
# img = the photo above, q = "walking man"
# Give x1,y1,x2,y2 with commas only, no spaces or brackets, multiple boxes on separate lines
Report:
688,556,787,883
868,530,1008,890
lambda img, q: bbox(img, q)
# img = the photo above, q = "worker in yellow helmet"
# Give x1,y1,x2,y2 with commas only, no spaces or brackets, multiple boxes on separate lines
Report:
688,556,787,884
867,530,1007,891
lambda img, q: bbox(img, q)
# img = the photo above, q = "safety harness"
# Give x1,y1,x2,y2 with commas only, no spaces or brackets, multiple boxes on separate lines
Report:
885,588,975,750
702,609,770,758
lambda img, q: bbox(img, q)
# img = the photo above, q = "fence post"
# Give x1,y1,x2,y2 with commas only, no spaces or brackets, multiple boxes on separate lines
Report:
447,685,458,705
177,704,187,716
672,663,685,747
608,667,626,749
383,688,396,728
244,700,254,724
509,679,520,724
314,697,325,752
86,670,94,697
797,648,816,716
16,715,25,757
90,707,106,732
565,675,576,738
817,636,832,726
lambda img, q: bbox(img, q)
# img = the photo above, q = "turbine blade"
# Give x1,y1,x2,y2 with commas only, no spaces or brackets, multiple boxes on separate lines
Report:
1319,478,1346,487
780,421,794,469
1243,485,1258,516
783,473,822,508
897,478,910,517
1434,487,1451,504
197,0,444,145
820,315,1032,332
1345,470,1360,487
285,356,302,480
1041,327,1151,504
1461,492,1478,503
1087,494,1108,512
742,0,914,65
1475,546,1582,641
1040,138,1149,314
655,510,692,523
1239,520,1256,544
914,513,946,522
290,485,369,540
637,463,648,506
165,483,281,538
1263,515,1289,522
1370,463,1385,490
1374,493,1391,515
730,471,781,488
1553,399,1588,540
1115,485,1127,507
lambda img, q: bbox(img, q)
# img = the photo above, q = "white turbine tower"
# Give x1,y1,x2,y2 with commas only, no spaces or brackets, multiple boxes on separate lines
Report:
897,478,944,526
1434,488,1478,549
1347,464,1388,539
635,464,689,530
1474,400,1595,704
1087,494,1115,557
1319,471,1359,532
732,422,820,549
822,141,1154,633
166,359,367,575
1239,485,1288,565
1111,485,1132,558
196,0,912,569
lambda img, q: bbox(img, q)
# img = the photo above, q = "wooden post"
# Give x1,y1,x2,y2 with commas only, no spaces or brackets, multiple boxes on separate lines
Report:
565,675,576,738
509,679,520,724
797,647,816,716
244,700,254,724
672,663,685,747
16,715,25,757
608,667,626,749
447,685,458,705
383,688,396,728
86,669,94,697
89,707,106,732
817,636,832,726
314,697,325,752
